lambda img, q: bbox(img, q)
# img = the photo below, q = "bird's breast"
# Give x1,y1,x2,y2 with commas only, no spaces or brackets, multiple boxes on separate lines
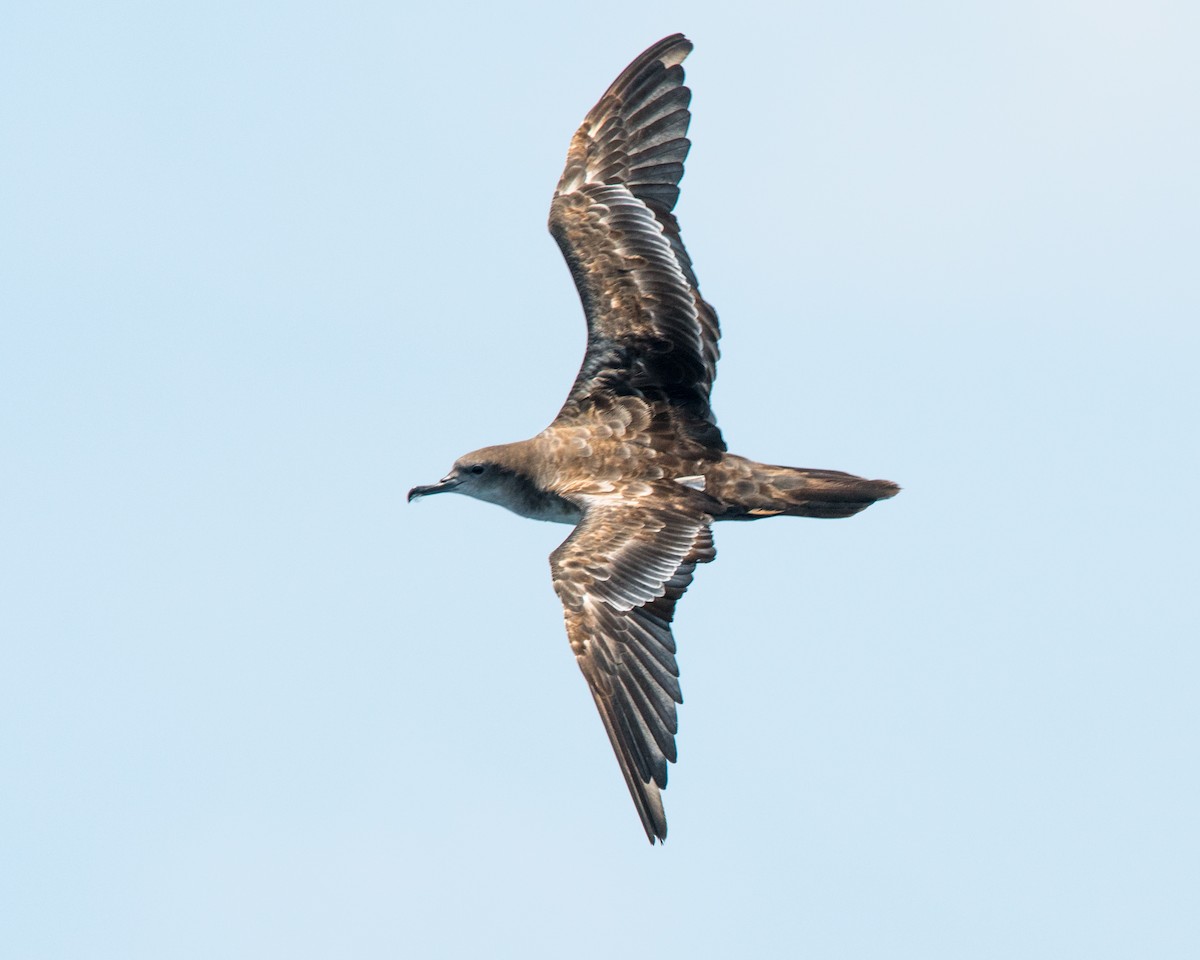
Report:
483,469,583,525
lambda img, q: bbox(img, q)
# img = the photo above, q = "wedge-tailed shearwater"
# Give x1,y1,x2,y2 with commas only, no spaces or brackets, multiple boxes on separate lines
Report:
409,34,898,843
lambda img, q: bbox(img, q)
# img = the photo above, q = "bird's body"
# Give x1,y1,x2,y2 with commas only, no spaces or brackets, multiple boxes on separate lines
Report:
425,431,898,525
409,34,898,843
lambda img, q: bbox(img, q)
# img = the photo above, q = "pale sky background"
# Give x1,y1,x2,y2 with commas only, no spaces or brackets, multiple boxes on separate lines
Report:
3,1,1198,957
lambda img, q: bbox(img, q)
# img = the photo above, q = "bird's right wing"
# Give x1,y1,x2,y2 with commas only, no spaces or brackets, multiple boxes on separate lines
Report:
548,34,724,453
549,491,716,843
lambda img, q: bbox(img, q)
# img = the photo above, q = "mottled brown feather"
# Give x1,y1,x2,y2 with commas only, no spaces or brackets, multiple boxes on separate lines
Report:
550,492,715,843
549,33,724,454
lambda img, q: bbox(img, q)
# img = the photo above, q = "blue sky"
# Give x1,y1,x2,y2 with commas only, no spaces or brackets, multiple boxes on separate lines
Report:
3,1,1198,957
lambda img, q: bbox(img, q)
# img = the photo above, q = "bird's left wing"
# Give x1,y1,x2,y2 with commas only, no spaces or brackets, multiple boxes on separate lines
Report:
549,490,716,843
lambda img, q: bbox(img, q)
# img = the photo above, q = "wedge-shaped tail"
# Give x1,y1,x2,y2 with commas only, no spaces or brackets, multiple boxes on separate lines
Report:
713,456,900,520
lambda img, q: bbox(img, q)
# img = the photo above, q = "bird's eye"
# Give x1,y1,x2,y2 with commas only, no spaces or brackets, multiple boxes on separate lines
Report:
469,464,486,475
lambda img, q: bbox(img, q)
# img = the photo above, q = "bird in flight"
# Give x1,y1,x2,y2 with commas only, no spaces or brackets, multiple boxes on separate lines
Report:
409,34,898,844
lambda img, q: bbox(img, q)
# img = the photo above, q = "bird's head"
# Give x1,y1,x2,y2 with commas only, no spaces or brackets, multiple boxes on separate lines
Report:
407,446,517,506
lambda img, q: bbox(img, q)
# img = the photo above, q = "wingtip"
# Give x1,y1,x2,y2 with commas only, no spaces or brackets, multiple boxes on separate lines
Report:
608,34,694,97
641,815,668,845
655,33,693,66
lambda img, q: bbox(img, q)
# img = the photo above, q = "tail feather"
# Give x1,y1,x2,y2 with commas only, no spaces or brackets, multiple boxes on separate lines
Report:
714,457,899,520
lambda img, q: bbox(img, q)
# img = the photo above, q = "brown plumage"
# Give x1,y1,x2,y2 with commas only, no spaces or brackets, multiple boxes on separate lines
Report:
408,34,898,844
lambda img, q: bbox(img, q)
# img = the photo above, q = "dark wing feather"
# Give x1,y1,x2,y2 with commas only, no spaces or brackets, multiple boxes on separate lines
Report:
549,34,724,453
550,494,716,843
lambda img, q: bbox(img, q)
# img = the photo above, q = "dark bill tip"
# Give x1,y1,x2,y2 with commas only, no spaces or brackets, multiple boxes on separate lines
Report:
407,476,460,502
